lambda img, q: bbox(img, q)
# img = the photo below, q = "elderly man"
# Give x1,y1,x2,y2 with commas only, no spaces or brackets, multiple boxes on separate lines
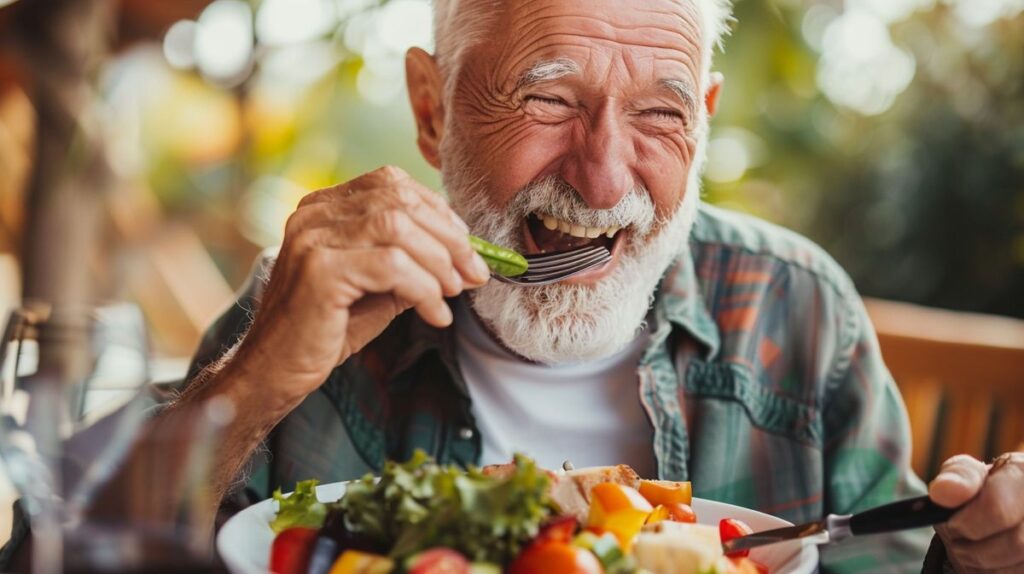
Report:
177,0,1021,572
7,0,1018,572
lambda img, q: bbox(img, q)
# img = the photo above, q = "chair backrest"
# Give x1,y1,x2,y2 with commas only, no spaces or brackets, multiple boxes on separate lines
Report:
864,298,1024,480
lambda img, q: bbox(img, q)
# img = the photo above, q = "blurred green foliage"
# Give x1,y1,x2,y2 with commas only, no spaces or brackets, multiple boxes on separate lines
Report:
707,1,1024,318
123,0,1024,317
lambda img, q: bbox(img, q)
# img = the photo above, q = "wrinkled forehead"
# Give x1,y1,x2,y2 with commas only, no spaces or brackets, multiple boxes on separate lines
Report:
486,0,706,90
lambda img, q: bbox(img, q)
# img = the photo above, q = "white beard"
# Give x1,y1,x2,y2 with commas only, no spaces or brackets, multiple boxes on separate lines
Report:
441,126,707,365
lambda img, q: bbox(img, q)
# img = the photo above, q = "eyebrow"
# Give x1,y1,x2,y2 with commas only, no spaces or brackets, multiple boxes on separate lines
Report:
514,61,699,118
659,78,699,118
514,58,581,91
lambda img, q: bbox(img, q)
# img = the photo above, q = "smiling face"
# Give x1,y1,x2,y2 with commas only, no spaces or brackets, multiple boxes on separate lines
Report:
452,0,706,219
407,0,722,363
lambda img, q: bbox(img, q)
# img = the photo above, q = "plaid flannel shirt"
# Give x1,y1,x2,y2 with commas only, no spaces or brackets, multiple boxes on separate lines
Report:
188,204,933,573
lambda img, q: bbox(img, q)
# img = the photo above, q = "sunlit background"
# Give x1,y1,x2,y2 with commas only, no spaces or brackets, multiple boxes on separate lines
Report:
5,0,1023,357
0,0,1022,544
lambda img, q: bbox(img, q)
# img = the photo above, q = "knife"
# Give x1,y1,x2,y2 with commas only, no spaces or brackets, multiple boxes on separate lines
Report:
722,495,959,555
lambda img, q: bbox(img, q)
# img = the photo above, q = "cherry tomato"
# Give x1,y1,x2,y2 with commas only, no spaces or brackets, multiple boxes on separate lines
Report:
406,548,471,574
509,541,603,574
720,518,754,558
663,503,697,523
535,516,579,544
269,527,319,574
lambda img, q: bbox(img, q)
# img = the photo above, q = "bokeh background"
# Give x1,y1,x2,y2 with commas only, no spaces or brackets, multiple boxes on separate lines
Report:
0,0,1022,546
2,0,1023,356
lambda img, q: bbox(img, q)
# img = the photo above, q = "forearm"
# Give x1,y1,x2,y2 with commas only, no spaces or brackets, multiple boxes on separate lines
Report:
171,356,291,505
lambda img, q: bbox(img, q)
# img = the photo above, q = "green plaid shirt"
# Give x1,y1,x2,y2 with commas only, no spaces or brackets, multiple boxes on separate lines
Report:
190,204,932,573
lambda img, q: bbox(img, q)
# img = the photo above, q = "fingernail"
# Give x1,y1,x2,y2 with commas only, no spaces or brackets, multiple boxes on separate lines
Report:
946,473,971,487
450,269,464,292
439,303,454,325
472,254,491,282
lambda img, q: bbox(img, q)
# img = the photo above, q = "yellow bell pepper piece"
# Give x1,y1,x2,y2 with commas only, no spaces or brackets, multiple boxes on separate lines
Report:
645,504,671,526
586,483,654,552
328,550,394,574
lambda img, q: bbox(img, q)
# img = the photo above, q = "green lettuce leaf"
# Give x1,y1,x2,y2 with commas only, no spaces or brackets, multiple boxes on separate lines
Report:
270,479,327,534
338,451,557,565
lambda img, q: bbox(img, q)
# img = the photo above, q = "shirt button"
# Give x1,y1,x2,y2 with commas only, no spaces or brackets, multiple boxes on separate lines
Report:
457,427,474,440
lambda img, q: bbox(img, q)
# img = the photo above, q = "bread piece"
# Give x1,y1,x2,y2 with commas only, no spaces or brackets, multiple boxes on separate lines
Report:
564,465,641,496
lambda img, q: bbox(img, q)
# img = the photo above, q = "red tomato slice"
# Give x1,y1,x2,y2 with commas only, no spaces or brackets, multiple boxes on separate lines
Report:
720,518,754,558
269,527,319,574
509,541,603,574
663,503,697,523
535,516,579,545
407,548,471,574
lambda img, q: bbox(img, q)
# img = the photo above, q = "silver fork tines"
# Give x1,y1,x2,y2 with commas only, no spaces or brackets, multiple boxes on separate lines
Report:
494,245,612,286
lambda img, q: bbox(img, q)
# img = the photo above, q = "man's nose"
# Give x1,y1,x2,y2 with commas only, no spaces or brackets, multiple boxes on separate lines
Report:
562,105,635,210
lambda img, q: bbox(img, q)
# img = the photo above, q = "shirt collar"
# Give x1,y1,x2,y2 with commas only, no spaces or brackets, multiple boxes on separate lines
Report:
370,298,466,392
653,240,721,359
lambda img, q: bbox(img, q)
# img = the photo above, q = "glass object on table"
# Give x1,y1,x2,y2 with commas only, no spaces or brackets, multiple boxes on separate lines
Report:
0,304,231,573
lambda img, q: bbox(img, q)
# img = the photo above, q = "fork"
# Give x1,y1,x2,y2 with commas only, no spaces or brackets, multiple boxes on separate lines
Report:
493,245,612,286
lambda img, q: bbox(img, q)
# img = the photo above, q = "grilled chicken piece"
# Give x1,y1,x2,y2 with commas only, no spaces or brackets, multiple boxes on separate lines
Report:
482,462,641,522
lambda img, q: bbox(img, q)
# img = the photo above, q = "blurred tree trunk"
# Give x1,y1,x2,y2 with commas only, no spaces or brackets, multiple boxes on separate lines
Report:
13,0,115,380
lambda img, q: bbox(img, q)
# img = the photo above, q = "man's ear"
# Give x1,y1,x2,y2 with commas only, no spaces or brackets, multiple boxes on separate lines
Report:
705,72,724,117
406,47,445,169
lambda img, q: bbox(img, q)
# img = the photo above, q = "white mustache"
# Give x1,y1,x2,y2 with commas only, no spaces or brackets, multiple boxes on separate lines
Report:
504,177,658,238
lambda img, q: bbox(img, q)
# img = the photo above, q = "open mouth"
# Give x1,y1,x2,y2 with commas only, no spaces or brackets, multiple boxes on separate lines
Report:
523,213,625,254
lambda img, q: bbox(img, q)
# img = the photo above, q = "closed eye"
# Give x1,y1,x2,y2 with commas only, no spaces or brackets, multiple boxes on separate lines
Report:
643,108,685,122
525,95,569,107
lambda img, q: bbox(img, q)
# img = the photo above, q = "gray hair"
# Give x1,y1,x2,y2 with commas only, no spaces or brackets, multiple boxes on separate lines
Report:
432,0,733,99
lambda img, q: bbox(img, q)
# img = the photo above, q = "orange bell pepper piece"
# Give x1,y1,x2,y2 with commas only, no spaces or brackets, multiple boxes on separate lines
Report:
638,480,692,507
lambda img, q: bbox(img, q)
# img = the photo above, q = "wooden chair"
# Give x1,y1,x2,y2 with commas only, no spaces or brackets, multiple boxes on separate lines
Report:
864,298,1024,480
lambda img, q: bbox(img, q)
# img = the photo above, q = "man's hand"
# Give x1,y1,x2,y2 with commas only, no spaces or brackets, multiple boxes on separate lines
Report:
107,166,490,530
229,165,490,411
930,452,1024,573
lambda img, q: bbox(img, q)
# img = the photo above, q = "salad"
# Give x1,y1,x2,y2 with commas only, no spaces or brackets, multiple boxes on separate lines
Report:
266,452,768,574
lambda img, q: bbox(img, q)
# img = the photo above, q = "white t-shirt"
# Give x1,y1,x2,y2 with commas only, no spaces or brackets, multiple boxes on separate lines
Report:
454,299,657,478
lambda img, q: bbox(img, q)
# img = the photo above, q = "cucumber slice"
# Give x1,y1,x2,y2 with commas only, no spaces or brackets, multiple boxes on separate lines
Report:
574,531,625,566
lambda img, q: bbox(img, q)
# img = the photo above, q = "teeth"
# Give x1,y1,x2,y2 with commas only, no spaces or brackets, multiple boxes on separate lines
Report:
534,213,623,240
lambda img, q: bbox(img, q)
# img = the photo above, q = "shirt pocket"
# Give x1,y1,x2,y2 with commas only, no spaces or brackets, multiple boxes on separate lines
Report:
685,361,823,447
682,361,826,523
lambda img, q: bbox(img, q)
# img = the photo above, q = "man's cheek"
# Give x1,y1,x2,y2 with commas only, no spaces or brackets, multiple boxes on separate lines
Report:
479,125,571,199
637,168,690,219
635,137,692,191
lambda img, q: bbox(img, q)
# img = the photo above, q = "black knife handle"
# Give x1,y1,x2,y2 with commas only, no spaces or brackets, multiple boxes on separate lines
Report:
849,495,959,536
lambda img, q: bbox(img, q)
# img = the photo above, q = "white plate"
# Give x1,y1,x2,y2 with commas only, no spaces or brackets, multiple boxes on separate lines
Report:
217,481,819,574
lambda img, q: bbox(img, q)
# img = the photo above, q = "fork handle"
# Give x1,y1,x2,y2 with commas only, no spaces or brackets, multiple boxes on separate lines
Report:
849,495,959,536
